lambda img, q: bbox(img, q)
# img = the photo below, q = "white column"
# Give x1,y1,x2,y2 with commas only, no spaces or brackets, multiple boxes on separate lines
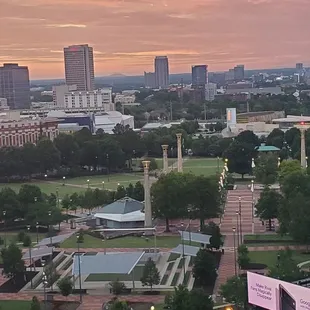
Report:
142,161,152,228
301,128,307,169
161,145,169,173
176,133,183,172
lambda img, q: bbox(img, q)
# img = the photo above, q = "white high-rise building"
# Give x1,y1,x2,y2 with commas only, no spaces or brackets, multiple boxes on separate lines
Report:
64,44,95,91
53,84,77,108
155,56,169,88
64,88,114,110
205,83,217,101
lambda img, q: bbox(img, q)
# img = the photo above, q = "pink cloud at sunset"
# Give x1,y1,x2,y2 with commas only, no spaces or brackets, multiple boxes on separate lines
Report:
0,0,310,79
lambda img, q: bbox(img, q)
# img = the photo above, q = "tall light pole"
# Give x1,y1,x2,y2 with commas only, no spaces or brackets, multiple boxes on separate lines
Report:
102,181,105,190
236,211,240,249
232,227,237,276
27,225,33,288
238,196,243,244
106,154,110,182
87,179,90,189
251,179,254,224
3,210,6,247
42,271,47,310
76,234,83,303
36,222,39,244
180,222,186,282
56,188,59,209
62,176,66,186
48,211,53,259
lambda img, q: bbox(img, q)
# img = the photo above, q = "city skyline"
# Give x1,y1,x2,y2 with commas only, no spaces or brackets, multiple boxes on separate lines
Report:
1,0,310,79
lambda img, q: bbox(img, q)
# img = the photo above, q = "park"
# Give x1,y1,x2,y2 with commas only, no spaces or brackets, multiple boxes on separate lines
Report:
0,123,310,310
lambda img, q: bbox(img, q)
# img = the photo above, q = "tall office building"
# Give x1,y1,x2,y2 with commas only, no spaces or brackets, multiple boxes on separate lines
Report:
0,63,30,109
192,65,208,88
144,72,156,88
296,63,303,71
154,56,169,88
64,44,95,91
234,65,245,81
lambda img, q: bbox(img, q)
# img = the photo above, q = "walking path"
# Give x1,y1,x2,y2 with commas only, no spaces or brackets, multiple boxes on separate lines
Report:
213,184,261,296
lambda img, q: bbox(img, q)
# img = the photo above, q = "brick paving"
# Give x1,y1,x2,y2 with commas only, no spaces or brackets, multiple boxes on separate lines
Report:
214,184,261,295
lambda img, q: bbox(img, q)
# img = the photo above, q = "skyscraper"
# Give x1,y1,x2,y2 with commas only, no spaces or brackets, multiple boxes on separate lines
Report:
144,72,156,88
234,65,245,81
154,56,169,88
0,63,30,109
64,44,95,91
192,65,208,88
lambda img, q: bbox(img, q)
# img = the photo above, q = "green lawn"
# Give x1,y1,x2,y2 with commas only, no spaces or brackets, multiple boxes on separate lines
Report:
183,158,223,176
244,234,293,241
0,173,144,198
85,265,144,281
0,231,46,245
155,158,177,169
249,251,310,268
61,234,181,248
0,301,31,310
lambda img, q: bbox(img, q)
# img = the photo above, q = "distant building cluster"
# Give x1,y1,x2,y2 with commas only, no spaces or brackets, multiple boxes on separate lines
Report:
144,56,169,89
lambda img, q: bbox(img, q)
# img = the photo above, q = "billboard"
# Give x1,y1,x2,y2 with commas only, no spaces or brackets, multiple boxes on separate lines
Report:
226,108,237,128
247,272,310,310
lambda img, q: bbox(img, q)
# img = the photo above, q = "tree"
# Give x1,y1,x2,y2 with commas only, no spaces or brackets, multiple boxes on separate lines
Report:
268,249,305,282
220,275,248,309
45,262,58,289
266,128,284,149
223,141,256,178
189,288,214,310
151,172,190,232
164,285,213,310
237,245,250,269
36,138,61,172
254,153,278,185
132,181,144,201
255,187,283,230
140,258,160,291
126,183,134,197
54,134,80,167
30,296,40,310
236,130,260,147
0,187,21,222
188,176,221,230
109,280,127,295
278,159,302,184
57,276,74,297
115,185,127,200
61,194,71,216
109,298,131,310
203,222,223,250
22,235,32,247
192,249,217,287
1,243,25,282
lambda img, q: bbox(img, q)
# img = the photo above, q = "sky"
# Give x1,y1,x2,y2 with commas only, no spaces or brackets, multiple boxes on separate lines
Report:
1,0,310,79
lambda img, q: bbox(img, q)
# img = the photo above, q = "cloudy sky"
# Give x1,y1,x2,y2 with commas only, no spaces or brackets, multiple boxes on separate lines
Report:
1,0,310,79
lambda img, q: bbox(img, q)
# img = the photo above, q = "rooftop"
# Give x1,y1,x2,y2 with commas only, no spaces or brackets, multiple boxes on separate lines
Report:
257,144,280,152
96,197,144,215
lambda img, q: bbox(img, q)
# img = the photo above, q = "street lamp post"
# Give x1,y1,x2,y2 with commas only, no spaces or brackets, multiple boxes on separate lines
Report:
238,197,243,244
62,176,66,186
42,271,47,310
180,222,186,282
36,222,39,244
102,181,105,189
251,179,254,224
27,225,33,288
77,234,83,303
56,188,59,209
48,211,53,258
232,227,237,276
87,179,90,189
3,210,6,247
106,154,110,182
236,211,240,249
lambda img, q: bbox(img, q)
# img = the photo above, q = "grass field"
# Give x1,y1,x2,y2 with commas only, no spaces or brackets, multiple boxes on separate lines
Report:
0,301,31,310
244,234,296,246
0,173,144,198
61,234,181,248
249,251,310,268
183,158,223,176
0,231,46,245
